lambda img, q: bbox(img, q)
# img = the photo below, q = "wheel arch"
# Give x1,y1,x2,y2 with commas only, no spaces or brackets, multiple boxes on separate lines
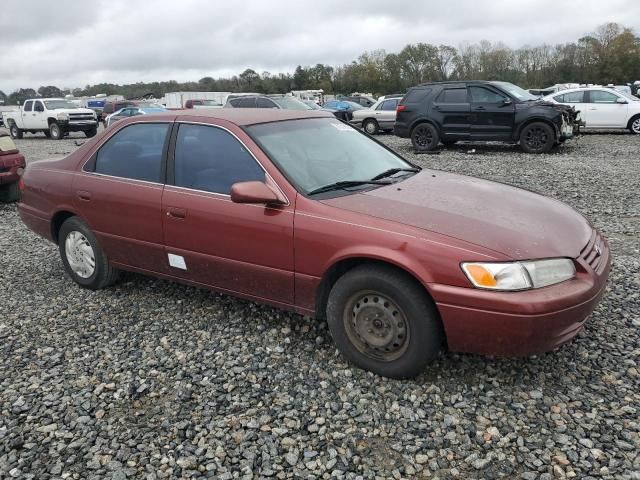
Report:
314,255,439,322
409,117,442,137
47,117,58,126
51,210,78,243
626,113,640,132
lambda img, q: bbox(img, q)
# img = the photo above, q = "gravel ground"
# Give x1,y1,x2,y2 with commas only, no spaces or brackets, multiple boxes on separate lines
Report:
1,130,639,480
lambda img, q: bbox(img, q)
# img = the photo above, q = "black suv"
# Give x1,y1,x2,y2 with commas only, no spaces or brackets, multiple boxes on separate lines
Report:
395,81,579,153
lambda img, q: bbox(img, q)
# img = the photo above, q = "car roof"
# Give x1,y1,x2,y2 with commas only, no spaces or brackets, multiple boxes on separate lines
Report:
142,108,333,126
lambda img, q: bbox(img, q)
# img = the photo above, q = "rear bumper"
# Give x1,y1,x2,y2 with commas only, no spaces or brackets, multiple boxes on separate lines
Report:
429,240,611,356
0,153,25,185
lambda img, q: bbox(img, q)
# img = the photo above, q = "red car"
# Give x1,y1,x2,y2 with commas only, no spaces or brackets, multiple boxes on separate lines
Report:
0,132,25,202
17,109,610,378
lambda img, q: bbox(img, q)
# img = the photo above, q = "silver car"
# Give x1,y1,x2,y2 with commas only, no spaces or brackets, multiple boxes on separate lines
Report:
350,97,401,134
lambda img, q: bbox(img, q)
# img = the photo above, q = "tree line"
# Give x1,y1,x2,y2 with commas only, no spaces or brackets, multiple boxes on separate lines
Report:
1,22,638,105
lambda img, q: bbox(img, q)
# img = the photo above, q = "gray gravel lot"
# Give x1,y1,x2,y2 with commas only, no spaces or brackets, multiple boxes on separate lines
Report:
1,130,639,479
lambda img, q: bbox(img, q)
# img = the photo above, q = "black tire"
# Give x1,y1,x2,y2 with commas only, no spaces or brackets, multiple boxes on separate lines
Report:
49,122,63,140
411,123,439,152
0,183,19,203
43,130,51,138
363,119,379,135
326,264,444,379
9,123,23,139
441,139,458,147
58,217,120,290
519,122,554,154
628,115,640,135
84,127,97,138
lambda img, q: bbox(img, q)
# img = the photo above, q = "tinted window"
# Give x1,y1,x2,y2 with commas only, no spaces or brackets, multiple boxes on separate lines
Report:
553,94,565,103
379,99,398,111
469,86,506,103
94,123,169,182
34,101,45,112
237,97,256,108
436,88,468,103
562,91,584,103
24,101,33,112
174,124,264,194
257,97,278,109
403,88,430,103
589,90,618,103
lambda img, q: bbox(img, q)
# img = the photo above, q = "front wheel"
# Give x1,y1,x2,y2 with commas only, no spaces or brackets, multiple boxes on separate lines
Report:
519,122,554,153
84,127,97,138
628,115,640,135
363,119,379,135
327,264,444,379
58,217,120,290
9,123,23,139
49,122,64,140
411,123,439,152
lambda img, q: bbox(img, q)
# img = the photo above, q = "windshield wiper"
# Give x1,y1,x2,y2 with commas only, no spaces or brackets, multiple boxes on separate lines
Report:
308,180,392,195
370,167,420,181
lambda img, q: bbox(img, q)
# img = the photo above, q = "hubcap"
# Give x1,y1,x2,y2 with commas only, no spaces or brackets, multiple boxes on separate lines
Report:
64,231,96,279
525,126,548,150
632,118,640,134
344,291,409,362
365,121,376,133
414,126,433,148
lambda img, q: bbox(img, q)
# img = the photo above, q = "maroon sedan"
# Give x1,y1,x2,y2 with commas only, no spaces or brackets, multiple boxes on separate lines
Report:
17,109,610,378
0,132,25,202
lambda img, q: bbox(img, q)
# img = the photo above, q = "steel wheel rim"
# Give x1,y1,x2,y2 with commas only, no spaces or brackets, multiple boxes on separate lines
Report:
632,118,640,133
65,231,96,279
365,121,377,134
414,126,433,148
343,290,410,362
51,125,60,137
525,126,548,150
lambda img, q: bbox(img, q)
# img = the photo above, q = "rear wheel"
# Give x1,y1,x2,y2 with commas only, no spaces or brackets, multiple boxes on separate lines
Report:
9,123,23,139
628,115,640,135
326,264,443,378
411,123,439,152
520,122,554,153
363,119,379,135
58,217,120,290
0,183,19,203
49,122,63,140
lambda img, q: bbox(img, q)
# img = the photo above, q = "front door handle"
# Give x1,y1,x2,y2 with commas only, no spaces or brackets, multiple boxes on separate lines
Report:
166,207,186,219
77,190,91,201
474,106,486,111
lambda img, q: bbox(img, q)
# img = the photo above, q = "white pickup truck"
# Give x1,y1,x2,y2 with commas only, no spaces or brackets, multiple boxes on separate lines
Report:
3,98,98,140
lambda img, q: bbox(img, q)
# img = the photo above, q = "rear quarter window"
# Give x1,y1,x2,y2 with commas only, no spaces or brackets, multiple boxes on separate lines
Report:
402,88,431,104
436,88,468,103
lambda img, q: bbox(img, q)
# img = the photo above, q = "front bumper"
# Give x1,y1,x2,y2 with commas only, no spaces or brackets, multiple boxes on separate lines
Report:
429,235,611,356
60,120,98,131
0,152,25,185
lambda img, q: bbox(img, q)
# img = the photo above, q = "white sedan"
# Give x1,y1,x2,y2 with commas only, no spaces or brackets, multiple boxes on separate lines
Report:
543,87,640,134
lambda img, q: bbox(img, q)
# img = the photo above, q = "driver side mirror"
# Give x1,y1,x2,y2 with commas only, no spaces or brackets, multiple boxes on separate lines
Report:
616,97,628,104
230,181,285,205
502,98,512,106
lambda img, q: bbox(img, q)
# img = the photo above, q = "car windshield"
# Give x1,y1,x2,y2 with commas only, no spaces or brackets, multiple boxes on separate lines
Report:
44,100,79,109
247,118,413,195
303,101,321,110
492,82,539,101
271,96,312,110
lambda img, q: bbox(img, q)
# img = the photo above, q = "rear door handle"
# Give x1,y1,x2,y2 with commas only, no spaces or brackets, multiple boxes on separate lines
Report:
166,207,186,219
77,190,91,201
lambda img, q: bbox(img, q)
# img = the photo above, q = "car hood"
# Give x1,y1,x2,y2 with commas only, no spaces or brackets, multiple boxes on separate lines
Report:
321,171,592,260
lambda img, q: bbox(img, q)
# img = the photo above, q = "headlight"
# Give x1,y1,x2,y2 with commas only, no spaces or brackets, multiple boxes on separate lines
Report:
57,112,69,120
461,259,575,291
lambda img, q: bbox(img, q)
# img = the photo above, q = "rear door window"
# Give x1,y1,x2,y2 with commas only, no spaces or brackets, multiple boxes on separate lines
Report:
436,88,468,103
257,97,278,109
24,101,33,112
402,88,430,104
379,99,399,111
93,123,170,183
237,97,257,108
173,124,265,194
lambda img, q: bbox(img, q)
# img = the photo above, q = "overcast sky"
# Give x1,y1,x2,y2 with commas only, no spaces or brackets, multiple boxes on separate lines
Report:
1,0,638,93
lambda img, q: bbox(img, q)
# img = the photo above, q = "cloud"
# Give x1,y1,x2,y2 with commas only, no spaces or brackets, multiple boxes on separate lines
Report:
1,0,638,93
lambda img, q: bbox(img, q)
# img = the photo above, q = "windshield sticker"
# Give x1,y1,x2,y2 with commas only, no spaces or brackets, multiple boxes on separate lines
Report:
331,122,355,131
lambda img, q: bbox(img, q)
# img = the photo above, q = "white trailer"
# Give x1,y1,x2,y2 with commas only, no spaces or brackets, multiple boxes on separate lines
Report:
162,91,231,109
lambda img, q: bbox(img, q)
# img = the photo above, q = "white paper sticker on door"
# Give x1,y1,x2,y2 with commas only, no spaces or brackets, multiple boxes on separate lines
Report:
168,253,187,270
